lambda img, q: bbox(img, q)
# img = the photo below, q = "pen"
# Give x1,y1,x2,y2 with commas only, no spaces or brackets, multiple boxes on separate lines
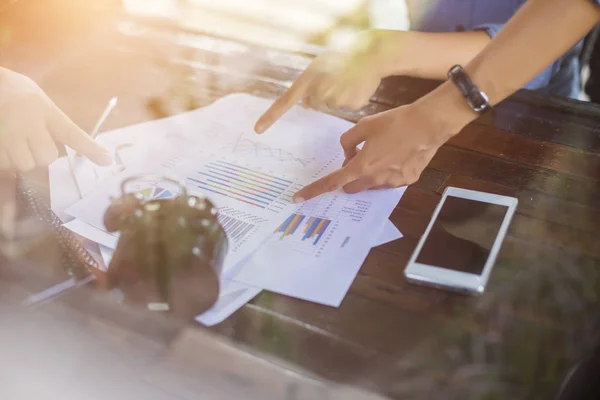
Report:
69,97,118,197
90,96,118,140
73,96,118,159
24,275,96,306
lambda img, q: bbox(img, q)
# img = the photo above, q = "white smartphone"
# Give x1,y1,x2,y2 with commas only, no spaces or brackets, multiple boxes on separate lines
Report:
404,187,518,294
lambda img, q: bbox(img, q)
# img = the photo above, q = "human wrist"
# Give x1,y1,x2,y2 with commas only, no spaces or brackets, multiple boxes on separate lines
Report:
414,80,479,140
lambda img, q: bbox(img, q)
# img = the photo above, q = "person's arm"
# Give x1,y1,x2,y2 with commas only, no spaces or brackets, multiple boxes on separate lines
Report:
291,0,600,202
255,29,492,132
465,0,599,106
378,30,491,80
392,23,560,91
419,0,600,134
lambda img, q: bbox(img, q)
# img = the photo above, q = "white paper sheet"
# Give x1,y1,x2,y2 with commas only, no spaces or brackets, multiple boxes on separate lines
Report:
64,106,208,197
232,189,405,306
49,157,79,223
99,245,114,270
63,219,119,249
195,219,402,326
58,94,406,310
49,101,228,219
374,219,403,246
186,94,406,306
195,281,262,326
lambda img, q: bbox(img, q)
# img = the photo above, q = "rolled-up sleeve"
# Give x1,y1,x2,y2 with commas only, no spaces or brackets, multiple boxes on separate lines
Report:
472,22,558,90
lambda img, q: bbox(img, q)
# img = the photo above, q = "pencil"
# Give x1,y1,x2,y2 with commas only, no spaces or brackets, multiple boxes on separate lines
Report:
90,96,118,139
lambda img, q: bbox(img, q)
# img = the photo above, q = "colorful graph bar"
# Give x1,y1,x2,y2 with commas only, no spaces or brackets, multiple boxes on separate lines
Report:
218,214,255,242
275,213,331,245
275,213,305,239
302,216,331,245
186,161,291,209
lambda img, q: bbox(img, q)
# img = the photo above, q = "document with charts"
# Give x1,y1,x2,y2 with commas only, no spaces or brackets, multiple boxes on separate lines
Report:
65,93,405,306
177,94,406,305
64,164,288,279
65,97,244,197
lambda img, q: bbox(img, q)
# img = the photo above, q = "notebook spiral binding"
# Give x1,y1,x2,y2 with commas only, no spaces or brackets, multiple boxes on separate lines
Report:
15,175,99,279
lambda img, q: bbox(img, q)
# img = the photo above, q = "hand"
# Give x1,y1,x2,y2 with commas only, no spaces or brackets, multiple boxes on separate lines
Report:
255,30,398,133
0,67,112,171
292,90,474,202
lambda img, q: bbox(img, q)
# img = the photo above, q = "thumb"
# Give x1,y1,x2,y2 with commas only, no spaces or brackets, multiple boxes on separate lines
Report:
47,103,112,166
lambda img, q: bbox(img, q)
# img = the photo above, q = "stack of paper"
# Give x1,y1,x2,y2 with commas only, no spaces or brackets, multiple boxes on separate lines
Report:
49,94,405,325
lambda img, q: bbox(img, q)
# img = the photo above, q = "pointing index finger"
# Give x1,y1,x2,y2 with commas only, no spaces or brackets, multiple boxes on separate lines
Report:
48,104,113,166
293,158,363,203
254,70,313,134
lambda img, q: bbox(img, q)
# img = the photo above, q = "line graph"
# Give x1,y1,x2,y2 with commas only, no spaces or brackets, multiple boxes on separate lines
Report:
227,138,315,168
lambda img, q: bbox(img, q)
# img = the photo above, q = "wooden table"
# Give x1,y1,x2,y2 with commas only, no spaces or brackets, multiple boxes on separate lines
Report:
2,1,600,399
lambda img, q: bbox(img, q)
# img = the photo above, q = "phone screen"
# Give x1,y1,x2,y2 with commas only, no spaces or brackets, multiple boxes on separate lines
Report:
415,196,509,275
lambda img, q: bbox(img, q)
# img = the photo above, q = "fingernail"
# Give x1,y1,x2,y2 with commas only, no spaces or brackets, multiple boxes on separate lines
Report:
254,123,264,134
293,196,304,203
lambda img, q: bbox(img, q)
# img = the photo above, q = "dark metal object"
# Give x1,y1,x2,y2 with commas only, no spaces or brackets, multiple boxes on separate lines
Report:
448,64,491,113
555,347,600,400
99,176,228,318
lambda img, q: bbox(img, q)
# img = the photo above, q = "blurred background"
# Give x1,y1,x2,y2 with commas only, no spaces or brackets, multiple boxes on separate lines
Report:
120,0,410,51
1,0,597,102
104,0,600,102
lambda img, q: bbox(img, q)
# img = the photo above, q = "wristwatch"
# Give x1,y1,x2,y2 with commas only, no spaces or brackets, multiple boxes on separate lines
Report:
447,65,491,113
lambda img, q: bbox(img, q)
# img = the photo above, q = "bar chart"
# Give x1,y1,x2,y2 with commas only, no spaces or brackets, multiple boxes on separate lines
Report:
215,206,266,253
218,214,255,243
185,160,292,209
276,213,332,245
274,213,334,256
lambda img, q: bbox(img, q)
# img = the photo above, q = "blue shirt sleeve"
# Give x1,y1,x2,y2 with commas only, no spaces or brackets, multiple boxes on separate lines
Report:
472,23,558,91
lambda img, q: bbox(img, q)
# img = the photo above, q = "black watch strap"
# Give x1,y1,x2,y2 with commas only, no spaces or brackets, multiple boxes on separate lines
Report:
447,65,491,114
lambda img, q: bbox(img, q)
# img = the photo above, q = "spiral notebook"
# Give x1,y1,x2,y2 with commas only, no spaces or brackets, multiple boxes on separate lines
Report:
13,175,99,305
